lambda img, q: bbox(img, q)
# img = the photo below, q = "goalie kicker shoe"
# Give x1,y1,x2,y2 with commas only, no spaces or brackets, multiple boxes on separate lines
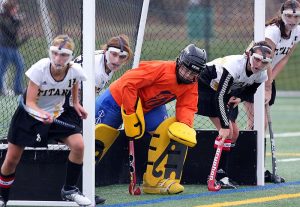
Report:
61,186,92,206
142,174,184,194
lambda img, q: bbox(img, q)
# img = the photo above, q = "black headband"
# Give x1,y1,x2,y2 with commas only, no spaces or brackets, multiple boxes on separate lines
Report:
59,37,69,50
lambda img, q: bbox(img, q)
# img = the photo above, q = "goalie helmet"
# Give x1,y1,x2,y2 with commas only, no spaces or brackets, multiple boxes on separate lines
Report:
176,44,207,84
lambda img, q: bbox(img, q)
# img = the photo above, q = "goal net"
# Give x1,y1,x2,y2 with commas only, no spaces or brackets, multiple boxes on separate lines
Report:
0,0,143,141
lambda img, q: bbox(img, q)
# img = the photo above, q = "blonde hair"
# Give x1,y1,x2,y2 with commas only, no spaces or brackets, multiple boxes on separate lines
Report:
101,34,133,61
51,34,75,52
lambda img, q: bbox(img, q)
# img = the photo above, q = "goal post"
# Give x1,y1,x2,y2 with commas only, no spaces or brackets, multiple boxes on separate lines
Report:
82,0,95,204
254,0,266,186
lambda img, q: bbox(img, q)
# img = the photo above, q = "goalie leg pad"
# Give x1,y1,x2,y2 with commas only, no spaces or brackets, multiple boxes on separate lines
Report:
168,122,197,147
143,117,187,194
121,98,145,139
95,124,120,164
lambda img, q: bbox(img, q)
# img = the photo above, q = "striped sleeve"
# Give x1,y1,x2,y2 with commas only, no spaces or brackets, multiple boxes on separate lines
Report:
216,68,234,128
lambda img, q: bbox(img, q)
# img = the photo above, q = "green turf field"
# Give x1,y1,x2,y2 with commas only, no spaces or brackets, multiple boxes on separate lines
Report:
94,96,300,207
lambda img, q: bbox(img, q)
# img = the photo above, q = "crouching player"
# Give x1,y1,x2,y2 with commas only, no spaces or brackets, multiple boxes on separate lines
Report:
94,44,207,194
197,41,273,189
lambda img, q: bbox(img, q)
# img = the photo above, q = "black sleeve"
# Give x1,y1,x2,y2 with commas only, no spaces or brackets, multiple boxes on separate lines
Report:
234,82,261,102
216,68,234,129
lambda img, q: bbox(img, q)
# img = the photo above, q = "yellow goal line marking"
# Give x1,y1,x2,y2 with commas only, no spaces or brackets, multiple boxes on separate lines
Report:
194,192,300,207
266,152,300,157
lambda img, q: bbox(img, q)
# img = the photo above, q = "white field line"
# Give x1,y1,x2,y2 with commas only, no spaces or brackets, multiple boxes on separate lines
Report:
278,158,300,163
266,132,300,138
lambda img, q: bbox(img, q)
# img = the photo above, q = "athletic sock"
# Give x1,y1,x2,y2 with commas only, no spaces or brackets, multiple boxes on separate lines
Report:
0,172,15,203
64,159,82,190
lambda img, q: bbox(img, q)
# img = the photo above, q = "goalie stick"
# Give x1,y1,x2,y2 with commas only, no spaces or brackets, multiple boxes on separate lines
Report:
19,96,76,129
128,139,141,195
265,104,283,183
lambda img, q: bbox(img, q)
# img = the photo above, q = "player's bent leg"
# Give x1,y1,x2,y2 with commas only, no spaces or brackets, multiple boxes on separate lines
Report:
64,134,85,163
0,143,23,205
95,124,120,164
1,143,24,174
143,117,188,195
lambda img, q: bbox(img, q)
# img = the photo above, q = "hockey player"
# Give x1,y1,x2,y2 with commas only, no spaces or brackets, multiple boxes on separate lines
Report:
0,35,91,207
243,0,299,182
65,34,133,204
95,44,207,194
72,34,133,96
197,41,273,189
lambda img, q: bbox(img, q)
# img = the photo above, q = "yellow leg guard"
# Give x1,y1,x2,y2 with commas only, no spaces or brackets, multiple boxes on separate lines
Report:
95,124,120,164
143,117,188,194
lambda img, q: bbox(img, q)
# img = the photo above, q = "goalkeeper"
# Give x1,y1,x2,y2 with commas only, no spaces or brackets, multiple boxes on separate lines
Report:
95,44,207,194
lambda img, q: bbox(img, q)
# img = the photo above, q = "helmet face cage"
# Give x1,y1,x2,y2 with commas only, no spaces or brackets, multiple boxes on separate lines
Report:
176,44,207,84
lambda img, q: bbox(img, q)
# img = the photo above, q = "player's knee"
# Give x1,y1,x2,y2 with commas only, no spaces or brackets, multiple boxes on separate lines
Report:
70,141,85,157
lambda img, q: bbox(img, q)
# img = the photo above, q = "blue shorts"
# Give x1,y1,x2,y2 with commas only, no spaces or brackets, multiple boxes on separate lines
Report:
95,89,168,132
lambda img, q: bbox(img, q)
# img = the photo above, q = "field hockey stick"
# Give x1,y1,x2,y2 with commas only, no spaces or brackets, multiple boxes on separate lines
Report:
128,139,141,195
19,96,76,129
265,104,282,183
207,104,235,191
207,135,224,191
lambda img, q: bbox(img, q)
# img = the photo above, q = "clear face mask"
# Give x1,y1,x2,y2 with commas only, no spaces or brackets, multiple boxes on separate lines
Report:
49,46,73,70
281,9,300,29
250,53,272,73
105,47,128,71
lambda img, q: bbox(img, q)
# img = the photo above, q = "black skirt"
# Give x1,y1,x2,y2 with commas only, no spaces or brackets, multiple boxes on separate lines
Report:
8,105,82,148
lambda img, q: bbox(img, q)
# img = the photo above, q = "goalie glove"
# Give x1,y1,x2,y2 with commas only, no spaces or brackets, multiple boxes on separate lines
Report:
168,122,197,147
214,136,232,151
121,98,145,139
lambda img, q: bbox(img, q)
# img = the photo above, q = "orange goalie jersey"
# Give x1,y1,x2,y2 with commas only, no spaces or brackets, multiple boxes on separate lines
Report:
109,60,198,127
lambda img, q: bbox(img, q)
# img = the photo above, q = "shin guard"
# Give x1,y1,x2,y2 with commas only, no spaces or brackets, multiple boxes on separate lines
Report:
95,124,120,164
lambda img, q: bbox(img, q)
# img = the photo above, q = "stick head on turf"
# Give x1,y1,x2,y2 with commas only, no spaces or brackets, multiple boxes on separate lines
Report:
129,183,141,195
207,180,221,191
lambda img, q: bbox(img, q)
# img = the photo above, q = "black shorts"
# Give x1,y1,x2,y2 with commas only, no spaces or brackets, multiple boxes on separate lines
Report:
8,105,82,148
197,81,238,121
243,81,276,106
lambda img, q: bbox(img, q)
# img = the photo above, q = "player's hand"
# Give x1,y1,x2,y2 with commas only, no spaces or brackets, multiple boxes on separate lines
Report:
265,90,272,104
228,96,241,108
74,103,88,119
40,111,53,124
218,128,230,141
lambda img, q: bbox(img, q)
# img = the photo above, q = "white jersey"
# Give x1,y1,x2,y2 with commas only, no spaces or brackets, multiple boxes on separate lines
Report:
74,50,114,94
265,24,300,68
25,58,87,117
206,55,267,92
